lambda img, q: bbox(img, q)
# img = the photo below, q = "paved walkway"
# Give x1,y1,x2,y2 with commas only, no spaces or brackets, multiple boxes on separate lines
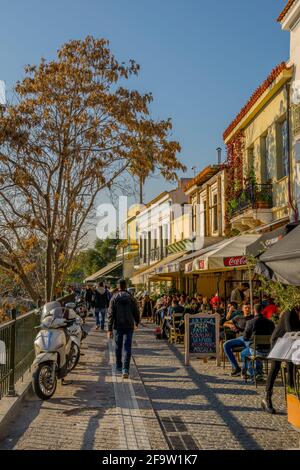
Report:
0,320,299,450
0,320,166,450
134,326,300,450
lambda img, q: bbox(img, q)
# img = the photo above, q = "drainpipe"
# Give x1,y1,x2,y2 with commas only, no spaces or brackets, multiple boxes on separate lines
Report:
286,83,299,222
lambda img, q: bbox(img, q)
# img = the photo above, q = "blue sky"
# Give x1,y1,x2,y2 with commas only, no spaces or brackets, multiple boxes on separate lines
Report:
0,0,290,204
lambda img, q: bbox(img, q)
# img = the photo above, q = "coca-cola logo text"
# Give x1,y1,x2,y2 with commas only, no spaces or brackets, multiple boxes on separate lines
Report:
224,256,247,267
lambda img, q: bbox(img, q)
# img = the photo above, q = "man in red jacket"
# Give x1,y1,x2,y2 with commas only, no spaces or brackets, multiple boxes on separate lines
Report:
262,298,278,320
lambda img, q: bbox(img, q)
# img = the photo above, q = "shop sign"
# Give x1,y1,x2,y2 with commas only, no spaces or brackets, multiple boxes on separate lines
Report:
168,263,179,273
156,266,165,274
223,256,247,267
185,261,194,273
184,313,221,366
196,259,206,270
264,235,283,248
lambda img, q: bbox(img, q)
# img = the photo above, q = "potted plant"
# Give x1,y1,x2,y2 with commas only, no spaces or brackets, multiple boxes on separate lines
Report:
255,191,272,209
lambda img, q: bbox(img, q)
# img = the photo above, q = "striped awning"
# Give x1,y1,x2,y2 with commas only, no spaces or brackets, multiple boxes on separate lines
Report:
167,239,188,254
84,260,122,283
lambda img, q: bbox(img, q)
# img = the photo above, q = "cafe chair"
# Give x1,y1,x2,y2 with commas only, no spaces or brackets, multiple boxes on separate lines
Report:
244,335,272,388
169,314,184,344
221,328,241,369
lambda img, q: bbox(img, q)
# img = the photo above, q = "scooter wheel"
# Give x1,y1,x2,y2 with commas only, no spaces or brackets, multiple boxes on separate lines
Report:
68,343,80,371
32,362,57,400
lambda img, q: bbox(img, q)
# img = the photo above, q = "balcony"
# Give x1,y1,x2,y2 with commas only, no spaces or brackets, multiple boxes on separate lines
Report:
150,247,160,262
228,184,273,231
133,245,168,268
116,243,139,260
133,255,145,268
293,103,300,136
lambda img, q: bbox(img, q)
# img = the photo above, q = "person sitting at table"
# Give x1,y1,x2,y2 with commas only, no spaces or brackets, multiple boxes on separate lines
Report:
223,303,254,376
223,302,240,323
156,296,170,325
240,304,275,382
262,298,278,320
185,297,199,314
230,283,249,306
200,296,210,312
210,292,221,311
162,298,185,339
215,299,226,321
141,294,153,323
219,302,240,338
179,295,186,307
196,294,203,308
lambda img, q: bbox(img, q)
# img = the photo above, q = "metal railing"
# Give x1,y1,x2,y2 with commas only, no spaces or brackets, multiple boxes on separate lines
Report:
0,293,75,399
229,183,273,217
150,247,160,261
133,245,169,267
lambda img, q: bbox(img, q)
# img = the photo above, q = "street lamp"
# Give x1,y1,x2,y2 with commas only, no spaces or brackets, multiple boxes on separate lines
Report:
191,166,197,177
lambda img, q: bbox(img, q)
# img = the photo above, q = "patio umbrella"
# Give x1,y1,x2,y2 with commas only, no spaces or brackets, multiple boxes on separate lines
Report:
257,224,300,286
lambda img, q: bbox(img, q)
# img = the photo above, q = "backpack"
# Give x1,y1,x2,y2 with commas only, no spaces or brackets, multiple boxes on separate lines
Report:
114,292,136,329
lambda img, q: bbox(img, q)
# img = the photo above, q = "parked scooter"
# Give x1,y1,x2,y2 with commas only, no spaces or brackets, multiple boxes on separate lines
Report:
32,301,81,400
65,302,88,345
74,296,88,322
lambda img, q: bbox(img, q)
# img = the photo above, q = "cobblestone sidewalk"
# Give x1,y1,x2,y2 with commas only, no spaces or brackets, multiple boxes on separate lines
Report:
0,320,166,450
133,325,300,450
1,320,299,450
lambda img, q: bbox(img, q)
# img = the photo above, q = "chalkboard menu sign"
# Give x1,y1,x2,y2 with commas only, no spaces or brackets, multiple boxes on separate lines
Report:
184,313,220,366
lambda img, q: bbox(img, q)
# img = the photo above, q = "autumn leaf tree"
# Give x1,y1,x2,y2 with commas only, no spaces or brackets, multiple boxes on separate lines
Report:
0,36,184,303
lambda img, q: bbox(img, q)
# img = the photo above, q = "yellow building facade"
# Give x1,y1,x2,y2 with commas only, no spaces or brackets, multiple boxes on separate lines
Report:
224,63,295,233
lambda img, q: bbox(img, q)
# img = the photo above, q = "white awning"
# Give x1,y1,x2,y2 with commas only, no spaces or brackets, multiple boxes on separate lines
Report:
154,252,187,275
165,238,226,274
191,234,261,272
131,252,187,285
84,260,122,283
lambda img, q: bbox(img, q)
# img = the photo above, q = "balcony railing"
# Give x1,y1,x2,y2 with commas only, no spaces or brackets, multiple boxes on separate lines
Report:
116,243,139,260
228,183,273,218
150,247,160,262
133,245,169,267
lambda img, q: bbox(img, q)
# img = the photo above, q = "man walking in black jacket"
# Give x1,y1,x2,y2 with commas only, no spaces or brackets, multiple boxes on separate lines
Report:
107,279,140,378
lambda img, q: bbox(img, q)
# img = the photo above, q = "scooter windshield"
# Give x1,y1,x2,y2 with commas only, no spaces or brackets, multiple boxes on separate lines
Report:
41,305,64,321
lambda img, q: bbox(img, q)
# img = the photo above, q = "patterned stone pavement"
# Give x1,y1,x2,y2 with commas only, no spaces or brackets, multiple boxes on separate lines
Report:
0,319,299,450
133,325,300,450
0,320,166,450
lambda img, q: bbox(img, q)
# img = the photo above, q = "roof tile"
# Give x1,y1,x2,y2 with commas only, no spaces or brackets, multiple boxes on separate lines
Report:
277,0,297,22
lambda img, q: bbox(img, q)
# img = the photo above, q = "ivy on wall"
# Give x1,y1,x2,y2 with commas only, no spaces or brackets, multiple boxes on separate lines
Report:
225,130,245,231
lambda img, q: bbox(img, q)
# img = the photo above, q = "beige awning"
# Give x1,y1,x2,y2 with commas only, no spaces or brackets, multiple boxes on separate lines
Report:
191,234,261,273
153,252,187,276
131,260,161,285
131,252,186,285
84,260,122,283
